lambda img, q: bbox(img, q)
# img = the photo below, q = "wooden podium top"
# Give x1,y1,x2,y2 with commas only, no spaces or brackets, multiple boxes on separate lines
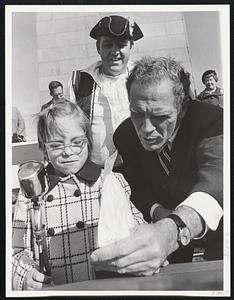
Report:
44,260,223,291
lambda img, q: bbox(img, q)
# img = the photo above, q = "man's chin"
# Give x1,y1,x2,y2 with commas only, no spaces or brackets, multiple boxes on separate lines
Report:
108,65,126,75
141,142,160,152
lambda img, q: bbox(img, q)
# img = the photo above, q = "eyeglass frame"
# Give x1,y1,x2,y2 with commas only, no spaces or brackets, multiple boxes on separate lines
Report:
45,136,88,156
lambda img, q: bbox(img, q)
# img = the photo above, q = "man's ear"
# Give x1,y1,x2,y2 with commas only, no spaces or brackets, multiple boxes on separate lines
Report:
96,40,100,54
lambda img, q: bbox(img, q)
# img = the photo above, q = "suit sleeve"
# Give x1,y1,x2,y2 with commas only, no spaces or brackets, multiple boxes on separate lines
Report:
191,134,223,205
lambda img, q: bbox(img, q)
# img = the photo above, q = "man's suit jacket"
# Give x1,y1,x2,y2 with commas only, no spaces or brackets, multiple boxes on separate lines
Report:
114,100,223,262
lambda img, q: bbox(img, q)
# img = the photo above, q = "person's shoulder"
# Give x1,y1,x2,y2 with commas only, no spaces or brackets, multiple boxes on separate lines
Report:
41,99,53,111
216,87,224,95
189,100,223,118
114,118,141,150
114,118,135,137
186,100,223,135
197,89,206,100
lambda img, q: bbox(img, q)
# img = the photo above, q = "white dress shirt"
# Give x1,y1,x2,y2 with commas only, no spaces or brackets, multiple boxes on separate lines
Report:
69,61,133,167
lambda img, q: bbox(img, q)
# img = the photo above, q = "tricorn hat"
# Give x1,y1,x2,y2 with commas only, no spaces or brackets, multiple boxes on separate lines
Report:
90,15,143,41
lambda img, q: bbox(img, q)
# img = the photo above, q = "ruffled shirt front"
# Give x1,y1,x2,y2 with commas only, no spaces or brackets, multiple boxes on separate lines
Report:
74,61,134,167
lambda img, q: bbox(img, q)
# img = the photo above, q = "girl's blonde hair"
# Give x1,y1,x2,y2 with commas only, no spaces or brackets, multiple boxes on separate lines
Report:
37,100,92,158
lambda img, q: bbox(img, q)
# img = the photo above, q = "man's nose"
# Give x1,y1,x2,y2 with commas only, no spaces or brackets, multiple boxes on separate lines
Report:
110,44,120,54
142,117,155,133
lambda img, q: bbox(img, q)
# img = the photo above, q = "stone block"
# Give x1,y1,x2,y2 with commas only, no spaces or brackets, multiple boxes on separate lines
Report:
53,17,86,34
166,20,185,35
138,34,187,53
39,90,49,105
38,62,59,77
131,12,183,24
36,20,54,35
168,47,190,63
55,29,90,47
36,12,52,21
59,59,81,75
141,22,166,37
86,43,99,57
83,15,102,30
52,12,86,20
37,44,86,62
37,34,56,49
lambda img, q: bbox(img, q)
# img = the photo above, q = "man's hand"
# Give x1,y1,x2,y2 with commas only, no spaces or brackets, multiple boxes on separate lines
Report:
23,268,54,290
91,220,178,276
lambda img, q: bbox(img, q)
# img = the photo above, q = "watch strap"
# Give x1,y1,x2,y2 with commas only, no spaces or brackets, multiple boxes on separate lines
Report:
166,214,187,230
166,214,187,247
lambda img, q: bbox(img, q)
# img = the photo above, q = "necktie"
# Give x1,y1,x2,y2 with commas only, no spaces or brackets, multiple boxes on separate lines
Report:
158,144,171,176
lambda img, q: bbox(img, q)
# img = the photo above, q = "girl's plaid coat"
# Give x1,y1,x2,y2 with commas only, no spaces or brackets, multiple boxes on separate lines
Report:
12,160,145,290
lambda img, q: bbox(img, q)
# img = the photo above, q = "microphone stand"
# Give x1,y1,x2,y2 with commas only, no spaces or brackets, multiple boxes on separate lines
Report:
31,196,50,275
18,160,51,276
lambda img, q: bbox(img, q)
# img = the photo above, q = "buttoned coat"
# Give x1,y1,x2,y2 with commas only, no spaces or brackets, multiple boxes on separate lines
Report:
12,161,145,290
197,86,223,107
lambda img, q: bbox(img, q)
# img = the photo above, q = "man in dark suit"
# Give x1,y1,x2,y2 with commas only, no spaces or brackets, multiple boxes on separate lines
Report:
91,56,223,276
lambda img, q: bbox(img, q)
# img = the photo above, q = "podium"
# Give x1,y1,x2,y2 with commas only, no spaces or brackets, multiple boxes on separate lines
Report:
44,260,223,291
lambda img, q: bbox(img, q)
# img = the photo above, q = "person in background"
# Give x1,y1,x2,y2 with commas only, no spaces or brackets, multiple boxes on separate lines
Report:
12,106,26,142
90,56,223,276
41,81,65,111
197,70,223,107
12,100,145,290
69,15,143,172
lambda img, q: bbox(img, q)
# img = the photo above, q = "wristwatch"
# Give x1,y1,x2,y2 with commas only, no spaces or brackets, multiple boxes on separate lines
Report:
166,214,191,247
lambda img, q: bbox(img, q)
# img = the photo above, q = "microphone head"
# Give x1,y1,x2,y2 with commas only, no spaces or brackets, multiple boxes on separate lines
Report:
18,161,48,198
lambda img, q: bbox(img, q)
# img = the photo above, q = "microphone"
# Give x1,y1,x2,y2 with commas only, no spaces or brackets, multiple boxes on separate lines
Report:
18,160,48,199
17,161,50,275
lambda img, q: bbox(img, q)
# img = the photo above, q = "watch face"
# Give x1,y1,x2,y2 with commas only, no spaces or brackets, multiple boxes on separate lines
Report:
179,227,191,246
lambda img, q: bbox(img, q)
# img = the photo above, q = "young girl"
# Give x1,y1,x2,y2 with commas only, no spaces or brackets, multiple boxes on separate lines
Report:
12,100,145,290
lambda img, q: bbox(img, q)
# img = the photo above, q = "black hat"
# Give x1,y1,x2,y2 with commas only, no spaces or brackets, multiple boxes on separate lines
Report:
202,70,218,83
90,15,143,41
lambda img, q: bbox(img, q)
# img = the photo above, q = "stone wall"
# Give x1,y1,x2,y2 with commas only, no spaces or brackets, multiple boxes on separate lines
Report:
35,11,193,107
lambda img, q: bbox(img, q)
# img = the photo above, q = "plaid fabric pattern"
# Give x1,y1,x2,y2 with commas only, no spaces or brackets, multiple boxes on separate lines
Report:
12,171,146,290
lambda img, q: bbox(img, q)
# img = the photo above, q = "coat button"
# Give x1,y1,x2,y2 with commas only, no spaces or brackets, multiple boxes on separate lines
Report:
46,194,54,202
74,189,81,197
76,221,84,229
47,228,55,236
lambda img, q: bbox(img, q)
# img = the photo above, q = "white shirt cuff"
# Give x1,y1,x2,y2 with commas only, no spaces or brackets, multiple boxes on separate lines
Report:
150,203,162,219
177,192,223,238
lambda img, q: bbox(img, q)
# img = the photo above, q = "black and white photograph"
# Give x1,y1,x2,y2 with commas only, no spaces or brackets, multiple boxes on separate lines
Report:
5,4,230,297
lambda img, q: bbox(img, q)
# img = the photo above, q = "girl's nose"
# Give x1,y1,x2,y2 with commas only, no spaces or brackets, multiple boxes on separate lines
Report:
62,145,73,156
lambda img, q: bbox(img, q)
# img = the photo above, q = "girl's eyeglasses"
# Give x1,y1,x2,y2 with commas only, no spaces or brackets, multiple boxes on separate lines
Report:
45,137,88,155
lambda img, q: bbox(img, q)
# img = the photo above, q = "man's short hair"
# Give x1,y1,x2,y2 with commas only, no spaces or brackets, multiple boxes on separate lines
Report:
48,81,63,93
126,56,191,107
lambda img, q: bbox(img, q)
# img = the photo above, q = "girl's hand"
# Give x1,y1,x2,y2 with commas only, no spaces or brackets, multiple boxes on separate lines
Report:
23,268,54,290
